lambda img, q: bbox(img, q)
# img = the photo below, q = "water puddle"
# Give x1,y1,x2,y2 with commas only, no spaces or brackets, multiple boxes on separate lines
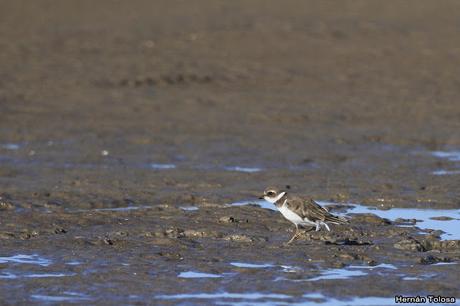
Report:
307,268,367,281
0,272,76,279
180,206,199,211
0,254,77,281
223,166,262,173
431,262,457,266
339,203,460,240
280,265,302,273
402,276,423,281
301,293,396,306
178,271,223,278
432,170,460,175
149,163,176,170
230,262,275,269
0,254,51,266
229,200,276,211
230,262,301,274
72,205,154,213
66,261,82,266
26,272,76,278
348,263,397,270
401,273,436,281
0,156,181,172
274,264,397,282
31,292,92,302
156,291,397,305
1,143,21,150
156,292,291,301
431,150,460,161
431,150,460,175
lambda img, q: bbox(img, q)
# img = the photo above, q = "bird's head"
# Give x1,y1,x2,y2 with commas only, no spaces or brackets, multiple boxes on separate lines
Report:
260,187,287,203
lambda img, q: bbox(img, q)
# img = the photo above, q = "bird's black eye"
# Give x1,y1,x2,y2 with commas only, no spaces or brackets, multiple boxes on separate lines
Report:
267,191,275,196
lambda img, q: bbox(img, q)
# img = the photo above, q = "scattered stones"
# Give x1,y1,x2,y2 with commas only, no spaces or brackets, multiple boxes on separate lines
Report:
47,199,64,207
219,216,237,223
54,227,67,234
425,230,443,239
0,196,14,210
15,230,40,240
0,231,15,239
331,261,346,268
418,255,451,265
103,238,114,245
109,231,129,239
349,213,391,225
183,230,222,238
223,234,253,243
0,201,14,210
325,238,372,246
394,238,425,252
156,252,183,261
387,227,412,237
338,253,358,261
429,216,456,221
163,228,185,239
218,216,248,223
421,239,460,251
394,218,418,225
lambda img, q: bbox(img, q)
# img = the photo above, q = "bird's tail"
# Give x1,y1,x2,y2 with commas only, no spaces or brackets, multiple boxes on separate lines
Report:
325,213,349,225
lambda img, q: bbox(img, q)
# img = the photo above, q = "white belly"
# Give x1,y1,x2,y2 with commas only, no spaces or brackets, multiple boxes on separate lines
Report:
278,204,315,226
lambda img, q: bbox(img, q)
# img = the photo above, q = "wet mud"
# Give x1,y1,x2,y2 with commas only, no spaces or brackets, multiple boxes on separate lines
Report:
1,1,460,304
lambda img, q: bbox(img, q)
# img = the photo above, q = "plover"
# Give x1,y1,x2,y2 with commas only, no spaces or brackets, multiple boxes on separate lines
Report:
260,187,348,244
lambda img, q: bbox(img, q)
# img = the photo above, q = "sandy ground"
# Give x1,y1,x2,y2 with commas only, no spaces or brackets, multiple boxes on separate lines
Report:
1,1,460,304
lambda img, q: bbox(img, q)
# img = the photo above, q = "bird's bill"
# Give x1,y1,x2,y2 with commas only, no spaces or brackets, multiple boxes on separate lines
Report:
259,195,265,200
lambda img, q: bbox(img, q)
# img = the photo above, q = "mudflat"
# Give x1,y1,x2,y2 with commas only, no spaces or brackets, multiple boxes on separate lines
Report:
1,1,459,304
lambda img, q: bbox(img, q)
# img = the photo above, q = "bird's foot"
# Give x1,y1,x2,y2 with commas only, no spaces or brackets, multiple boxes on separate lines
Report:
284,231,302,245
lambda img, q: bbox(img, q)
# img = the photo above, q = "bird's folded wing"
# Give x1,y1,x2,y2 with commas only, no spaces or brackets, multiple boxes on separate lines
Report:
285,197,327,222
286,198,347,224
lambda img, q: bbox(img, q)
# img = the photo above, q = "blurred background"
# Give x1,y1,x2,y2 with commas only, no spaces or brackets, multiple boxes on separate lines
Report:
1,1,460,205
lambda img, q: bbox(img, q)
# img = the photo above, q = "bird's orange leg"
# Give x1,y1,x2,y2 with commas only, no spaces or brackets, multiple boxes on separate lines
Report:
286,224,301,244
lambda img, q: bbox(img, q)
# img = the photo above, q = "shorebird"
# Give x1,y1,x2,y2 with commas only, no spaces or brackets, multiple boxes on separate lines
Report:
260,187,348,244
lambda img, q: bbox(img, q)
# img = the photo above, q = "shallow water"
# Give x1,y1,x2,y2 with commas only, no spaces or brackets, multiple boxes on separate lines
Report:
1,143,21,150
275,264,397,283
0,254,51,266
432,169,460,175
0,252,447,305
230,262,300,273
431,262,457,266
431,150,460,161
230,262,275,269
301,294,397,306
72,205,154,213
156,291,398,306
431,150,460,175
230,199,277,211
178,271,223,278
0,271,76,279
0,254,78,282
180,206,199,211
31,292,92,303
223,166,262,173
156,292,292,301
340,203,460,240
149,163,176,169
